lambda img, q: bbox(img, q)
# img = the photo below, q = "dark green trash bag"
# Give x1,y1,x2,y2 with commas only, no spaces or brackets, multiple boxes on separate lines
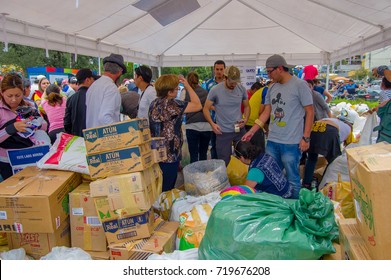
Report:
198,188,338,260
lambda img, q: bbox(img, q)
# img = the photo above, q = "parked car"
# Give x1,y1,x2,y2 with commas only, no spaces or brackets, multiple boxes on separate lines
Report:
356,88,380,101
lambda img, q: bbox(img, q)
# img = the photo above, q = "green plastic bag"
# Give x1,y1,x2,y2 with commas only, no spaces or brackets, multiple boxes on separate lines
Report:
198,189,338,260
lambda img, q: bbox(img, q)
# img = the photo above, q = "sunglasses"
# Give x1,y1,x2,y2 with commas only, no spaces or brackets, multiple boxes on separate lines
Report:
266,67,278,74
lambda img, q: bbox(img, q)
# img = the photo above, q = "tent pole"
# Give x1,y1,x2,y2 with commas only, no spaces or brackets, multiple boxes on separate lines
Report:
326,65,330,91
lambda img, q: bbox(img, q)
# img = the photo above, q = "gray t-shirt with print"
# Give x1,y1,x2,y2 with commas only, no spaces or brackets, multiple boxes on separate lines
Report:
207,82,248,133
265,76,313,144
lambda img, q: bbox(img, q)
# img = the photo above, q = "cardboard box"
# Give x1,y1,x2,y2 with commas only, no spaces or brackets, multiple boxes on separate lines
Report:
339,218,372,260
83,119,151,154
89,164,162,211
151,137,167,163
94,197,154,245
69,183,107,252
0,167,82,233
86,143,153,179
346,142,391,259
322,242,342,260
86,250,110,260
7,218,71,259
109,219,179,260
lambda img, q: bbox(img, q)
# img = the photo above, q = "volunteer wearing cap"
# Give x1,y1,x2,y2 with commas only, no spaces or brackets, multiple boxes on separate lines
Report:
242,54,314,199
372,65,391,83
86,53,126,128
203,65,250,166
64,68,99,136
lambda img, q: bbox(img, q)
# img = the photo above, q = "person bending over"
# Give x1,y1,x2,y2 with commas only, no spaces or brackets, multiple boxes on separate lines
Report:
234,140,293,199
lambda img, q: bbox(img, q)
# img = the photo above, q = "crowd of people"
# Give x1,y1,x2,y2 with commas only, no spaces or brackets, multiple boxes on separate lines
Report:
1,53,390,199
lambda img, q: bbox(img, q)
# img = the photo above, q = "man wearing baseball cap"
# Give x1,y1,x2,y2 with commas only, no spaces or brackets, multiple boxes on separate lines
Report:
86,53,126,128
203,65,250,166
64,68,99,136
242,54,314,199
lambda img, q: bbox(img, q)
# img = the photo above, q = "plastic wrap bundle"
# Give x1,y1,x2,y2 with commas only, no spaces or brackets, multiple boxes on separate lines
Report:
198,189,338,260
183,159,230,196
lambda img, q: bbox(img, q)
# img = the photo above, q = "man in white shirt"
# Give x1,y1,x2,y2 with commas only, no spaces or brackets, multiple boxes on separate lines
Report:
85,53,126,128
134,65,157,119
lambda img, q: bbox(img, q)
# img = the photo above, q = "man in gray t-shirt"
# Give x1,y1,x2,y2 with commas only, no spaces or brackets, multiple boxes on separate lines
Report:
242,55,314,199
203,66,250,166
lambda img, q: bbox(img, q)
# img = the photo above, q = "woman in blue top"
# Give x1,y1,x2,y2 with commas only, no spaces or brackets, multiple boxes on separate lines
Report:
234,140,293,199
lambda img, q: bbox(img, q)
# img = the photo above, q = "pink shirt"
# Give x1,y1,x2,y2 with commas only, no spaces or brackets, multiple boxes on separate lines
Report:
41,97,67,132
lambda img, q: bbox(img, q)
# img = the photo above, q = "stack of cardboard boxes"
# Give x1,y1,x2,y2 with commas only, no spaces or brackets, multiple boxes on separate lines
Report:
81,119,177,260
0,119,176,260
0,167,82,259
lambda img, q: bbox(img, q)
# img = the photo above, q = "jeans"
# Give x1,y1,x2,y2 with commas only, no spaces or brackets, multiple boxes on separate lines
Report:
210,132,217,159
159,161,179,192
186,129,212,163
216,129,245,166
266,141,301,199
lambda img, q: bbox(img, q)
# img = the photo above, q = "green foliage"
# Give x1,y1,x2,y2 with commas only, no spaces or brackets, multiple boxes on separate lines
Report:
0,43,100,75
1,42,216,82
351,67,369,80
331,97,379,109
161,66,212,81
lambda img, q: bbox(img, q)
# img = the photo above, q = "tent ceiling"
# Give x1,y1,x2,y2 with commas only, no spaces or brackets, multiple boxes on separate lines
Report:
1,0,391,67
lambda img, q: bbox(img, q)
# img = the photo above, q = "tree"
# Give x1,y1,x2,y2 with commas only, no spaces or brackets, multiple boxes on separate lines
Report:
352,67,369,81
0,43,100,75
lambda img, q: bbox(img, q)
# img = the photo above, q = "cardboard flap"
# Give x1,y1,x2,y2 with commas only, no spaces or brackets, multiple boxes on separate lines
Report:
346,143,391,166
364,154,391,171
0,167,75,196
0,173,36,195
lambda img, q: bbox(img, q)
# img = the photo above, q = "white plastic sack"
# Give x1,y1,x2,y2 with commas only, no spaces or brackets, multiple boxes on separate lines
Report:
40,246,92,260
0,248,31,260
169,191,221,222
36,132,89,175
147,248,199,260
357,113,379,146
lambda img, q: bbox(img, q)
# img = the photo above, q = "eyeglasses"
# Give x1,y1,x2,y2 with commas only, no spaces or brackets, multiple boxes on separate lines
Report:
266,67,278,74
233,140,244,159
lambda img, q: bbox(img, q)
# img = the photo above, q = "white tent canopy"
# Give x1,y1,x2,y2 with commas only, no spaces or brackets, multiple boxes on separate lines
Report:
1,0,391,67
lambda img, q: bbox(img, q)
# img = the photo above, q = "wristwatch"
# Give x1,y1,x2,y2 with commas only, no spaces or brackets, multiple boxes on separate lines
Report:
302,136,311,143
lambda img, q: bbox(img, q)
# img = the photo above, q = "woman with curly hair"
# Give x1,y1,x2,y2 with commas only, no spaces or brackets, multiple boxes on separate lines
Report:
234,140,293,198
41,84,66,143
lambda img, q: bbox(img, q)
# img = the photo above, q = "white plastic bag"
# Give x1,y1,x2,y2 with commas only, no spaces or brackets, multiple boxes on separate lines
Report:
183,159,229,196
169,191,221,222
40,246,92,260
147,248,199,260
0,248,30,260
